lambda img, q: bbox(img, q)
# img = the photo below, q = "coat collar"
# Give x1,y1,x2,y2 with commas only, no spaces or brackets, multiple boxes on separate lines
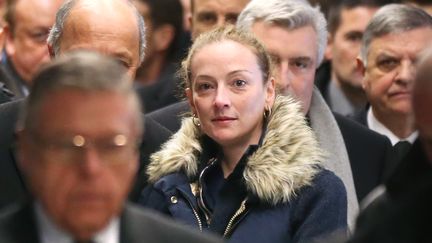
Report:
147,95,324,205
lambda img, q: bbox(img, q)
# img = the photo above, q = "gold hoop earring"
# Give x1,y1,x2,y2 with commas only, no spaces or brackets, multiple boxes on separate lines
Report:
192,113,201,127
264,106,272,119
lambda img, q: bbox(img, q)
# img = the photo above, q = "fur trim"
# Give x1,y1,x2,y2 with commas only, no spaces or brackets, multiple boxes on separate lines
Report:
147,96,325,205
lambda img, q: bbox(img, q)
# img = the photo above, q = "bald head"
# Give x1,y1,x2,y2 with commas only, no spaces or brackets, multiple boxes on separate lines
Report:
413,48,432,161
48,0,146,78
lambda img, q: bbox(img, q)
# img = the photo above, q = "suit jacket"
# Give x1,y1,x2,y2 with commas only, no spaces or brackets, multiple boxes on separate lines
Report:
0,55,28,99
334,113,391,201
315,61,332,104
0,100,27,210
0,86,12,104
135,62,181,113
146,92,391,203
348,140,432,243
0,99,172,210
0,203,223,243
350,108,368,127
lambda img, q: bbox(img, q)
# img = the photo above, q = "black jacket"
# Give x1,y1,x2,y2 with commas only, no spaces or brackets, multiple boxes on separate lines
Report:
315,61,332,104
348,140,432,243
0,203,222,243
0,87,12,104
135,62,181,113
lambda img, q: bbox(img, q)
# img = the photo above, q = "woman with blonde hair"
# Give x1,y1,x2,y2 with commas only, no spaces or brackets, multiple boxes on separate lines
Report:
139,26,347,243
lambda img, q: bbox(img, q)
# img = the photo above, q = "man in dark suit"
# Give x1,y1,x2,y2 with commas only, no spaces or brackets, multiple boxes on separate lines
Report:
315,0,381,117
0,51,221,243
346,47,432,243
355,4,432,146
0,0,172,210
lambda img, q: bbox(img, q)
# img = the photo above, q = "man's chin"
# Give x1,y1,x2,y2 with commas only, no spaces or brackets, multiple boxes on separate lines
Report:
61,211,114,238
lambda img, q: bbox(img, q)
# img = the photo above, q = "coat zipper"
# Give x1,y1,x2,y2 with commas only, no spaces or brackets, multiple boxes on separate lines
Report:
197,157,217,225
179,188,204,231
223,199,248,237
191,205,203,231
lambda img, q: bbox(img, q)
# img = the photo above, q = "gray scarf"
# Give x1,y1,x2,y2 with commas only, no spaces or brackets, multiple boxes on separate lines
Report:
309,88,359,231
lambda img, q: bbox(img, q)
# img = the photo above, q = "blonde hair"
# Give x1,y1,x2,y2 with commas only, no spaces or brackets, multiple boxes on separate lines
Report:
179,25,273,90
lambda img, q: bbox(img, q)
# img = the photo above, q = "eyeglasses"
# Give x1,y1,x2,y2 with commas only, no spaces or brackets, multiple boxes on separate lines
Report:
28,133,140,165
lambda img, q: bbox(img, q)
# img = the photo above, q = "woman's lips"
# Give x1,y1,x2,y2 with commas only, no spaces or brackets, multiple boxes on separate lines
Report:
212,116,237,124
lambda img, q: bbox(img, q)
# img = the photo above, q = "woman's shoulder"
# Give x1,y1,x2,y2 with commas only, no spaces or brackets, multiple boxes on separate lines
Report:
286,168,348,239
139,172,192,209
289,167,347,209
311,168,346,192
150,172,191,192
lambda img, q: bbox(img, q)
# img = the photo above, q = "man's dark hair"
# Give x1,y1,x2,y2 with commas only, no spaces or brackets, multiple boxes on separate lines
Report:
327,0,397,34
139,0,183,60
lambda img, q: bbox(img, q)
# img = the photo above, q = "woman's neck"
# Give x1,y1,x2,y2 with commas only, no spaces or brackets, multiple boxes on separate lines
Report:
220,143,250,178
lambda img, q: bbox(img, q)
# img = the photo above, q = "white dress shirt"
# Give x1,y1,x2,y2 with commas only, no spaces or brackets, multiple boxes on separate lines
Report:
34,202,120,243
367,108,418,146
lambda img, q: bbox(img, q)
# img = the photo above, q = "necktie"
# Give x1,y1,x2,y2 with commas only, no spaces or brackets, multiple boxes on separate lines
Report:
385,141,412,179
393,141,412,162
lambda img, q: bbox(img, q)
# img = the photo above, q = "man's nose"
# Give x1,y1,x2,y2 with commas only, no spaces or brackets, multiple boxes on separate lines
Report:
395,60,415,86
79,147,104,177
216,16,225,28
277,62,292,94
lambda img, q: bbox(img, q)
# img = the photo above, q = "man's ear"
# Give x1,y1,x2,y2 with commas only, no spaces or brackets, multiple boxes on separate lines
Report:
324,33,334,61
153,24,175,52
356,57,366,75
4,25,15,56
356,57,368,90
188,14,193,33
48,44,55,59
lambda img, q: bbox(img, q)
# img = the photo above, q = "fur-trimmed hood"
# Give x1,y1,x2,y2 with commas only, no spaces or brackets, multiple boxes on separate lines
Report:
147,95,325,205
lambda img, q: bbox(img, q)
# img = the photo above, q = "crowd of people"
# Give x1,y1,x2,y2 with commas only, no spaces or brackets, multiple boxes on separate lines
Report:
0,0,431,242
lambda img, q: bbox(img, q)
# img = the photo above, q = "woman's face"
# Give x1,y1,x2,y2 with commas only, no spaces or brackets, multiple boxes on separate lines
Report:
186,40,275,147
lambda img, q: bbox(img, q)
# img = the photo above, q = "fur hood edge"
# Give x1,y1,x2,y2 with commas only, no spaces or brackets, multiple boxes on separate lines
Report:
146,96,325,205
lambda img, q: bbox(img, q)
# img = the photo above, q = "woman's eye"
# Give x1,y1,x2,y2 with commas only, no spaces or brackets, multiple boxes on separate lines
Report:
233,79,247,87
197,83,213,91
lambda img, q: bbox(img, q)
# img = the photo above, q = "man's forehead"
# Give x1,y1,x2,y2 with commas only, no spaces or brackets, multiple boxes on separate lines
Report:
193,0,249,13
253,22,318,58
367,28,432,59
338,6,377,28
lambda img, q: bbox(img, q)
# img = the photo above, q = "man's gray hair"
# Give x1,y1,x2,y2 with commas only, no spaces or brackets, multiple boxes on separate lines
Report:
236,0,327,65
18,51,143,136
360,4,432,64
47,0,146,64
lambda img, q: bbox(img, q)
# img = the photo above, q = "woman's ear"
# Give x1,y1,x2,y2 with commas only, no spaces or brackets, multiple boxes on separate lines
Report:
265,77,276,108
185,88,197,114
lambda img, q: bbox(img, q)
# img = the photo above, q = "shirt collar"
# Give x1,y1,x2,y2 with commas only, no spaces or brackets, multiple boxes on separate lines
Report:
34,202,120,243
367,108,418,145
